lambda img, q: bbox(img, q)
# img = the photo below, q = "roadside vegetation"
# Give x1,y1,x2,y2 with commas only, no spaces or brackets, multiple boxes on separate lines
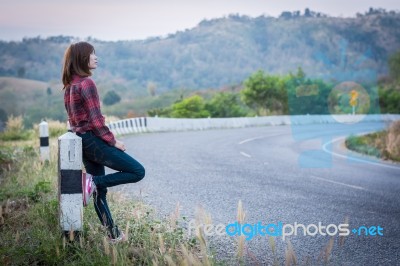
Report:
147,49,400,119
0,120,216,265
346,120,400,162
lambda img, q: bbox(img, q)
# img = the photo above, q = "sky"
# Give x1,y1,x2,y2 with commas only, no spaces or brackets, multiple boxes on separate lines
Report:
0,0,399,41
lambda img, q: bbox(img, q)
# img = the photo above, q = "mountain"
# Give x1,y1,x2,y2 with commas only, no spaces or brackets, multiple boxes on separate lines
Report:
0,8,399,91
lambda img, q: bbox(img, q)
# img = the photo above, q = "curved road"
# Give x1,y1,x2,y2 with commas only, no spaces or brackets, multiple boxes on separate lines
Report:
113,122,400,265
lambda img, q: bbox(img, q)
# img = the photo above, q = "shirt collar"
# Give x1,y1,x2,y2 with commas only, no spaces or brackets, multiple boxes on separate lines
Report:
71,75,86,84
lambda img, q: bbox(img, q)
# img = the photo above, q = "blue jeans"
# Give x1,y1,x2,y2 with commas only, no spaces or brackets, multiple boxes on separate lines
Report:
77,131,145,236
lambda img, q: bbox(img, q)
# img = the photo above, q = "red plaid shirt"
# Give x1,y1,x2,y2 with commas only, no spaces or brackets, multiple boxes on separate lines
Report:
64,75,116,146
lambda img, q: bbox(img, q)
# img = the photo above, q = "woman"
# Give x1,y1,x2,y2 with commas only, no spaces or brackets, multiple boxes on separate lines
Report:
62,42,145,243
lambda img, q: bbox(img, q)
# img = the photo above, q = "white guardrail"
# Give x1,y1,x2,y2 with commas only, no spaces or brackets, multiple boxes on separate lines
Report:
106,114,400,136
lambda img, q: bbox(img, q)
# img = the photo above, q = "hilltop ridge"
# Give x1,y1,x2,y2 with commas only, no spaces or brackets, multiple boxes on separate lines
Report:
0,8,399,91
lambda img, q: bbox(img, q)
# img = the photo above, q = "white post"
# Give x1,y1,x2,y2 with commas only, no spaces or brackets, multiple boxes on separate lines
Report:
120,120,125,135
133,118,139,133
122,120,129,134
58,132,83,236
114,122,121,136
107,123,115,135
136,118,142,133
143,117,147,132
67,121,72,132
127,119,134,133
39,120,50,161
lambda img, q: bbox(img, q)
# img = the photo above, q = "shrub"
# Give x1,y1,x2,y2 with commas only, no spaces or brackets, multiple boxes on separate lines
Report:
103,90,121,106
386,120,400,160
0,115,32,141
345,120,400,162
0,146,15,173
171,95,210,118
104,115,121,124
345,134,382,158
48,120,68,137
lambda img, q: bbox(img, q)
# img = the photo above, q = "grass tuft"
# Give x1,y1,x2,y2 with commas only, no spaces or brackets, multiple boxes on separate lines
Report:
345,120,400,162
0,115,32,141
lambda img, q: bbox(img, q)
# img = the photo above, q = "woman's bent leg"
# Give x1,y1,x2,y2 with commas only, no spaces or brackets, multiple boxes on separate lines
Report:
79,132,144,238
80,132,145,188
95,148,145,188
82,156,116,235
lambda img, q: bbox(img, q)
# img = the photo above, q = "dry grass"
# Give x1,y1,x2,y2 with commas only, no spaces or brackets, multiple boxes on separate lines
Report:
5,115,24,132
0,138,215,265
237,200,246,261
386,120,400,160
284,240,297,266
0,115,32,141
105,115,122,124
346,120,400,161
0,77,48,92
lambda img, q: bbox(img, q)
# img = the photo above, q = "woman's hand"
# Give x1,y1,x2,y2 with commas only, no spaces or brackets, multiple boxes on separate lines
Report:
114,139,126,151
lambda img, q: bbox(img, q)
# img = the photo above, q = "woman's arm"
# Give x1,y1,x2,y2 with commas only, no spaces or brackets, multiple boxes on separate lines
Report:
81,78,116,146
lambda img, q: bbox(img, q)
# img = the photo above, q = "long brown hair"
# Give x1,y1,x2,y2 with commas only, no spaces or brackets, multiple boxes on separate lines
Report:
62,42,95,88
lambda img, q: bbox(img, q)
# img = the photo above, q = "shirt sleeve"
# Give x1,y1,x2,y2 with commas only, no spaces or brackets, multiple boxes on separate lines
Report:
81,78,116,146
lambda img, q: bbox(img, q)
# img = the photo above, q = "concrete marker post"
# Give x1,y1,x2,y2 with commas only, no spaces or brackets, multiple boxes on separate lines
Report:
58,132,83,239
143,117,147,132
39,120,50,161
134,118,139,133
138,118,143,133
128,119,134,133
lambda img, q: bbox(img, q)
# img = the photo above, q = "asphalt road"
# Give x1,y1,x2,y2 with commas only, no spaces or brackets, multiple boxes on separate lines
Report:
112,122,400,265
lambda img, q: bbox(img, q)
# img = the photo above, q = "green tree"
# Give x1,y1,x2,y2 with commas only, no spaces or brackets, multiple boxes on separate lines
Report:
0,108,7,123
304,8,312,17
46,87,52,108
379,87,400,113
286,67,331,115
147,107,172,117
379,50,400,114
171,95,210,118
147,81,157,97
0,108,7,131
241,70,287,115
389,50,400,83
103,90,121,106
17,67,25,78
205,92,247,117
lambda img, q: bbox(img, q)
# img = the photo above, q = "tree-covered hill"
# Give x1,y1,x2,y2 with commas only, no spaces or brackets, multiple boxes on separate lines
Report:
1,8,399,91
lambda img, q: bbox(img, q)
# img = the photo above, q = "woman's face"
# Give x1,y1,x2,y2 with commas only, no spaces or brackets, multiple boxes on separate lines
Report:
88,51,98,69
